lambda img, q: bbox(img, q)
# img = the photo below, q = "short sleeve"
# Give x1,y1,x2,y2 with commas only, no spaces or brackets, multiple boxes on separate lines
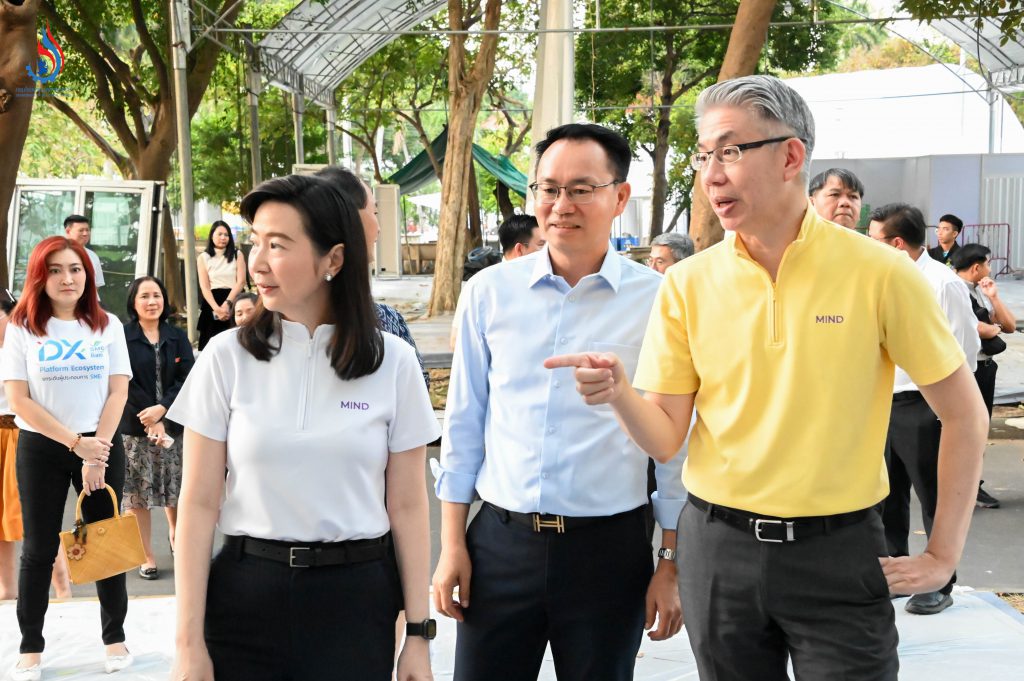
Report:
1,325,29,382
633,272,699,395
881,258,965,386
105,317,133,378
387,340,441,453
165,335,234,442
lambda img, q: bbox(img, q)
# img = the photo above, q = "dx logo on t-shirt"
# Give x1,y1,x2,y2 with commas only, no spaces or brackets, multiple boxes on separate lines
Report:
38,340,86,362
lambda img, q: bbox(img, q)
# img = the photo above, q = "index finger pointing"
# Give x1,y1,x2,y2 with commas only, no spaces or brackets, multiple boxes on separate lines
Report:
543,353,595,370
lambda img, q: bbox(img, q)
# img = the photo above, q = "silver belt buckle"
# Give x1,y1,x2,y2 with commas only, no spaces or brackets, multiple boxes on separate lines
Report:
754,519,795,543
289,546,312,567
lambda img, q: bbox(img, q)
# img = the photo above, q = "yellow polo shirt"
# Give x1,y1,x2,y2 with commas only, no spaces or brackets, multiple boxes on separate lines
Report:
633,205,965,517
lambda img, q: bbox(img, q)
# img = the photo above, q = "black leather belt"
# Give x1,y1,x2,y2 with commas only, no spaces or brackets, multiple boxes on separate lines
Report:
688,495,872,543
485,502,634,533
224,533,390,568
892,390,923,403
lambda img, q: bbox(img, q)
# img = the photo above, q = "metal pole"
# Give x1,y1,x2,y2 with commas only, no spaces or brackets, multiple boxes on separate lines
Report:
292,89,305,164
245,38,263,187
988,87,997,154
170,0,200,343
326,105,338,165
342,118,353,167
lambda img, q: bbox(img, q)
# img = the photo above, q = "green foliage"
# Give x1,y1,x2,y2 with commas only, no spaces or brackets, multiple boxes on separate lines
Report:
834,36,961,72
19,99,112,179
900,0,1024,47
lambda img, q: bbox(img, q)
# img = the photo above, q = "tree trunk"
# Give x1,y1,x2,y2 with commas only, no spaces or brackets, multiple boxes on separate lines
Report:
428,0,502,316
496,181,514,220
649,106,672,239
689,0,776,251
466,163,482,254
0,0,40,288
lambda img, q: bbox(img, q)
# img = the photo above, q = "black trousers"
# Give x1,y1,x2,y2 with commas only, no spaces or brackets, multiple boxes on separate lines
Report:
204,538,402,680
974,358,997,417
454,504,652,681
881,391,955,594
16,430,127,653
197,287,232,350
677,501,898,681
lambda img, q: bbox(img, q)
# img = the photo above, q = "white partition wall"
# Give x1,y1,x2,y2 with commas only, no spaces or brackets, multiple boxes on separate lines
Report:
375,184,402,276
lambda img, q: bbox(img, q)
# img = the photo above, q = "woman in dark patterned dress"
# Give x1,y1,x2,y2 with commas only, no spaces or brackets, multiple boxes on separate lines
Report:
120,276,194,579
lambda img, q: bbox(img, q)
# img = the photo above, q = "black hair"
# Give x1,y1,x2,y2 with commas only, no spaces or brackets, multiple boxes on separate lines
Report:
938,214,964,233
205,220,238,263
951,243,990,271
238,174,383,381
314,166,369,209
63,214,89,229
125,275,172,323
869,203,926,249
534,123,631,183
0,290,16,315
498,214,540,255
808,168,865,198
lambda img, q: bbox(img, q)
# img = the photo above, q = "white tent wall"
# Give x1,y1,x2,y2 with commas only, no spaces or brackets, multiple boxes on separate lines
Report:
809,153,1024,271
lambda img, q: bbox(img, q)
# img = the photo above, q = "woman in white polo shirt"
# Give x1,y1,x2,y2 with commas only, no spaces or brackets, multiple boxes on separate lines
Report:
168,174,439,681
2,236,133,680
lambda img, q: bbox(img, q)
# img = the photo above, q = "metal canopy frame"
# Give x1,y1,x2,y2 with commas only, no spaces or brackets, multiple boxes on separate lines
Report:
256,0,446,108
931,17,1024,93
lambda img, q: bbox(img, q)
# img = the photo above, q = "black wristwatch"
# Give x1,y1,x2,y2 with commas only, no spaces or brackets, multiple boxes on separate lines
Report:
406,618,437,640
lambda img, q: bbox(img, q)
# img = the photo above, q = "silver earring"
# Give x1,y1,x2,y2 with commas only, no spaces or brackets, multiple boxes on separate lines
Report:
324,273,333,282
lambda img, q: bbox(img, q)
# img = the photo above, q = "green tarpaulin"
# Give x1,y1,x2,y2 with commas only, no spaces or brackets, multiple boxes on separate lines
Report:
385,128,527,198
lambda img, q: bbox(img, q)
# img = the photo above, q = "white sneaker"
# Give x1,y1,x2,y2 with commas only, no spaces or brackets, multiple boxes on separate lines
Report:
104,651,133,674
10,662,41,681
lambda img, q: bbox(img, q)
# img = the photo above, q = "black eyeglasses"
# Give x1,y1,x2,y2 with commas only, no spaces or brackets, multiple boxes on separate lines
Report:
689,136,795,171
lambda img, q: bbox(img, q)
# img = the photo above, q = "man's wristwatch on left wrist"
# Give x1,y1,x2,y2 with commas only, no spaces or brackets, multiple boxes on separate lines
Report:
406,618,437,640
657,548,677,561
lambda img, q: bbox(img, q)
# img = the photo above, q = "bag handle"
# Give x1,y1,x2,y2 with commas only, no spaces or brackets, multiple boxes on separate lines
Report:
74,485,121,523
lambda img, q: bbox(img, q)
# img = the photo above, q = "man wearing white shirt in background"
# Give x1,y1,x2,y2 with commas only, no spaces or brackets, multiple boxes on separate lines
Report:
433,123,687,681
868,203,980,616
63,215,105,291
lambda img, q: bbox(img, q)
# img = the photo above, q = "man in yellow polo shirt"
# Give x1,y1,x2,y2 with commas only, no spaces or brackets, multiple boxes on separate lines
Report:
545,75,988,680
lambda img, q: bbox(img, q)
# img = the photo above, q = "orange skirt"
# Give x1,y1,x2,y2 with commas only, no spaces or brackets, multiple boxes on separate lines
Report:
0,424,23,541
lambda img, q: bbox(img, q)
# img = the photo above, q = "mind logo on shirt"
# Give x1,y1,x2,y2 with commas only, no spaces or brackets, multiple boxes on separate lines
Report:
38,339,86,362
814,315,845,324
340,400,370,410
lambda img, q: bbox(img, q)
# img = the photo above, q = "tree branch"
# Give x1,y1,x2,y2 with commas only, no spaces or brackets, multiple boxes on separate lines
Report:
186,0,244,114
130,0,170,100
45,96,132,177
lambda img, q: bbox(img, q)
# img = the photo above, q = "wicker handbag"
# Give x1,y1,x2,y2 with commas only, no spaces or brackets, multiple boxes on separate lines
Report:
59,485,146,585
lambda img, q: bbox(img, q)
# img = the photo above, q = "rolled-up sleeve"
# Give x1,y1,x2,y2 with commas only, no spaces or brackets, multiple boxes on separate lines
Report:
650,411,694,529
435,279,490,503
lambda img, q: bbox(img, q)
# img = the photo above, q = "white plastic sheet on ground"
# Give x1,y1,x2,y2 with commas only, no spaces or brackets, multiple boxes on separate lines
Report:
1,589,1022,679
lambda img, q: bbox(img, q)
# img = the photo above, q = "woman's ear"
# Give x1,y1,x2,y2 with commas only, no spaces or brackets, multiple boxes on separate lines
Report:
325,243,345,278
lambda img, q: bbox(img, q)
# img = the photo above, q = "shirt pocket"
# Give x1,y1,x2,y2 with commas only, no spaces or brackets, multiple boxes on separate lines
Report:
588,342,641,414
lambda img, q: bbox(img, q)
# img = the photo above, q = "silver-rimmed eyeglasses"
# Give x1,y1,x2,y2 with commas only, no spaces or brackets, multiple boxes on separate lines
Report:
529,181,620,205
689,136,795,171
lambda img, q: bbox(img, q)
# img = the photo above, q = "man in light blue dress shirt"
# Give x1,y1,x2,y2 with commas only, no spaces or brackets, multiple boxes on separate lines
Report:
432,123,688,681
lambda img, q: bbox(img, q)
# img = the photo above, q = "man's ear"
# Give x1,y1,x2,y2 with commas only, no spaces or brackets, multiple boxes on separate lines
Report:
781,138,806,183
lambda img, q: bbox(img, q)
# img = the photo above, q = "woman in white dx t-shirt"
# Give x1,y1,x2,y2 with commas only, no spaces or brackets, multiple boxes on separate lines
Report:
2,237,133,680
168,174,440,681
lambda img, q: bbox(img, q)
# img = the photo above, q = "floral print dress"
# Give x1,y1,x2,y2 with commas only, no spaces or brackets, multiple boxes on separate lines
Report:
122,339,183,510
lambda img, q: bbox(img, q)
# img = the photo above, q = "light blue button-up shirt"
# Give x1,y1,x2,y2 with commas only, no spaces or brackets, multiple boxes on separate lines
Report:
435,246,688,529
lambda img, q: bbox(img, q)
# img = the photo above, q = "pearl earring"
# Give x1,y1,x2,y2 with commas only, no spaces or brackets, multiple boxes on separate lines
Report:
324,273,333,282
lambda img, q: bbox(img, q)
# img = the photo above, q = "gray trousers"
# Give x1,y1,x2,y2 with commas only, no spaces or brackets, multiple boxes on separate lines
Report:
677,500,899,681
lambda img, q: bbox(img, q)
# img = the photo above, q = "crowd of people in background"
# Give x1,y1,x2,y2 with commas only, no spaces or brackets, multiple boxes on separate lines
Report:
0,73,1014,681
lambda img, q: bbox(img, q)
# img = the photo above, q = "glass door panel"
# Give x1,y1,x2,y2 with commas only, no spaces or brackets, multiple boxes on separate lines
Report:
12,189,76,296
85,190,142,321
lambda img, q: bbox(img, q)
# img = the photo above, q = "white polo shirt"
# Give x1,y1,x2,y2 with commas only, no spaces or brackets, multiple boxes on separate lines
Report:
893,249,979,393
1,313,131,432
167,321,441,543
85,248,105,288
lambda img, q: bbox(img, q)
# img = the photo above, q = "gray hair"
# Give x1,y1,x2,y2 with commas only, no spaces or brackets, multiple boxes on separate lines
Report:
651,232,695,263
695,75,816,181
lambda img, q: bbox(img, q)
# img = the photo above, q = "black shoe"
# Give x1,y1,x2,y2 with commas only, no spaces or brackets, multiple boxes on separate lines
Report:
977,481,1000,509
904,591,952,615
138,565,158,580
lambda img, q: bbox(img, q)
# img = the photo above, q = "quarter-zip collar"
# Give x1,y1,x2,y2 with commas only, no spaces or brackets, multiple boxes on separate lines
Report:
280,319,335,430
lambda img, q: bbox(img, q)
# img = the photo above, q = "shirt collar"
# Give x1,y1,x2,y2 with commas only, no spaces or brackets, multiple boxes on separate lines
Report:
528,244,623,292
124,320,169,343
280,317,335,344
729,200,821,259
